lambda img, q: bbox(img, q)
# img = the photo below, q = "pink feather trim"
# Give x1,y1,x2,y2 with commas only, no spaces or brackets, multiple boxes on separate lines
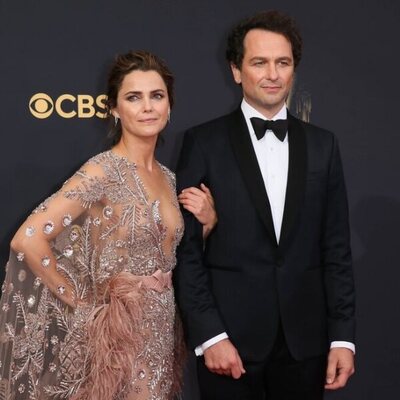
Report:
72,272,146,399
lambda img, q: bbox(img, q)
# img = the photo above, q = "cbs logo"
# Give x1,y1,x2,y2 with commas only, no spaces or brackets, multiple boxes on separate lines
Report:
29,93,108,119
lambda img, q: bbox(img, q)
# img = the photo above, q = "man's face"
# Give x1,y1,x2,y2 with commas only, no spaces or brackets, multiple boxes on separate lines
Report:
231,29,295,119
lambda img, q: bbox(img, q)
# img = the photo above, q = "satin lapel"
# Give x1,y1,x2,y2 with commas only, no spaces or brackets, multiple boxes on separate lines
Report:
228,109,277,246
279,113,307,248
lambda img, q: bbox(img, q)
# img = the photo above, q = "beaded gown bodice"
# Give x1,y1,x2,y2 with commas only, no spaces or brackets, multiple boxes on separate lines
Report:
0,151,184,399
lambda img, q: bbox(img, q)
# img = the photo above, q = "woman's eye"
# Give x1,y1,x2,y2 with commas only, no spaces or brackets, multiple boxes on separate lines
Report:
153,93,165,100
127,95,139,101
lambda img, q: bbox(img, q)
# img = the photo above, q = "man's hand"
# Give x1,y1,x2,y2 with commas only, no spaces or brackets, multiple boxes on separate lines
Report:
203,339,246,379
325,347,355,390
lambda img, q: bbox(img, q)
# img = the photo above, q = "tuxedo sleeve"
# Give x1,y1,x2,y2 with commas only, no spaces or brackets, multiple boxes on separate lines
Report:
174,129,226,350
322,134,356,343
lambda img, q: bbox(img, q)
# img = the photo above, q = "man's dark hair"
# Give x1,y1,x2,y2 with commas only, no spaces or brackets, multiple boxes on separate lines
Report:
226,10,303,69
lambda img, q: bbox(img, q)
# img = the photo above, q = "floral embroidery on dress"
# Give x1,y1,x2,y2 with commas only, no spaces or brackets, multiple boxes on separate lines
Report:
0,151,184,400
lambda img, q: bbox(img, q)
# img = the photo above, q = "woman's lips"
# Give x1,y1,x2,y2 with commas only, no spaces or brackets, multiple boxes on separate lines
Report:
139,118,158,123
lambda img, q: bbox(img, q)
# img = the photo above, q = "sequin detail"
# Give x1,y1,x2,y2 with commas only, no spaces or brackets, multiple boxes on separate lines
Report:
16,252,24,262
25,226,35,237
18,270,26,282
63,245,73,258
27,295,36,308
50,336,59,345
33,277,42,289
41,256,50,268
103,205,113,219
69,227,80,242
43,220,55,235
93,217,101,226
62,214,72,227
57,286,66,295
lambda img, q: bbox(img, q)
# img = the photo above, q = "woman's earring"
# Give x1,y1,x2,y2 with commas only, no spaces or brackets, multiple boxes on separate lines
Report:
167,110,171,123
114,116,119,126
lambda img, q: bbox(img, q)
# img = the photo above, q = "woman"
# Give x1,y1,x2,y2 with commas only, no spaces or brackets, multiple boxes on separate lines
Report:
0,51,216,399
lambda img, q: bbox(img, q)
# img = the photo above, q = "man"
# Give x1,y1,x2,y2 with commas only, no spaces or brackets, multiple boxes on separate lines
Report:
175,10,355,400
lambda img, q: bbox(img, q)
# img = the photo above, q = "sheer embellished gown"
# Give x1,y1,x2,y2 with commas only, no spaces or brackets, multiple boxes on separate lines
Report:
0,151,184,399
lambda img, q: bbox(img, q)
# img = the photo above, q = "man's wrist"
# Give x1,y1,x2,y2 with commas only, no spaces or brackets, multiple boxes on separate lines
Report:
194,332,229,356
330,341,355,354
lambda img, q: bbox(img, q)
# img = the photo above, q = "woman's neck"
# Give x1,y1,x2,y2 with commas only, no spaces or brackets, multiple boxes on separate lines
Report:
113,135,157,172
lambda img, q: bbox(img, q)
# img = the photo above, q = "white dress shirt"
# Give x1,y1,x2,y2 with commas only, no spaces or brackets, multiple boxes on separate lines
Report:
243,99,288,242
195,99,355,356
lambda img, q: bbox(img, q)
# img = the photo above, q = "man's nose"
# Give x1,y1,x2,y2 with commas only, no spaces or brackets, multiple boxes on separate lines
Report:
265,63,279,81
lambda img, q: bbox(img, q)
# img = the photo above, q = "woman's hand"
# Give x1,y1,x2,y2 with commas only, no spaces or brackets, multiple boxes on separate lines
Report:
178,183,217,239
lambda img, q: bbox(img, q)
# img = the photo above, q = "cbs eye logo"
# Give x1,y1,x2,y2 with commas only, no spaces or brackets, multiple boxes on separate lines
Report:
29,93,107,119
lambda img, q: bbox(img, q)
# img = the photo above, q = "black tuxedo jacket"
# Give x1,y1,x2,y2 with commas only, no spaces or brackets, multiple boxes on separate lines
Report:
174,108,355,362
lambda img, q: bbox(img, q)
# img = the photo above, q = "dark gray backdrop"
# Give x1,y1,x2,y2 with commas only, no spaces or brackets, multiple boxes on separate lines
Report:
0,1,399,398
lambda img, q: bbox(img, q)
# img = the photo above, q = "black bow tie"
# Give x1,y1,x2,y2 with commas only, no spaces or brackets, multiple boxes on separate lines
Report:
250,117,288,142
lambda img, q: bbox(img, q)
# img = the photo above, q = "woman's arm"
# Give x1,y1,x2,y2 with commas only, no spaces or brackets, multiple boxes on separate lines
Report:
10,162,104,307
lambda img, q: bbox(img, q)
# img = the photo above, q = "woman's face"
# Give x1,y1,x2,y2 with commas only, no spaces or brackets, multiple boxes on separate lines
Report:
112,69,170,141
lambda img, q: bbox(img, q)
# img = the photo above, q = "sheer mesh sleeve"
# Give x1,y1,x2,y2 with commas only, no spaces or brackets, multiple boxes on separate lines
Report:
0,161,107,399
10,162,106,307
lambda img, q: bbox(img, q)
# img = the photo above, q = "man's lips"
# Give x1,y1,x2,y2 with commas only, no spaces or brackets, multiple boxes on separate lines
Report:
261,86,281,91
